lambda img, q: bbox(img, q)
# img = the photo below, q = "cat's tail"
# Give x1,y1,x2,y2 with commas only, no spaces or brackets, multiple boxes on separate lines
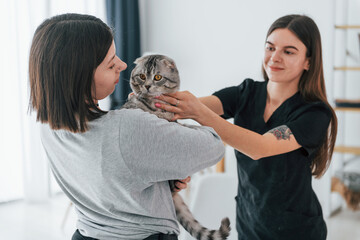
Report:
173,193,231,240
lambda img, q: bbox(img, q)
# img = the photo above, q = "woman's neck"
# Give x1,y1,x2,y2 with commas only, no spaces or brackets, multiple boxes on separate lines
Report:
266,80,298,107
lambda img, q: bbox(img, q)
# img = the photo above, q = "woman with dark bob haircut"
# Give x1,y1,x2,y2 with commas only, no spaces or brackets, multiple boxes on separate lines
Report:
29,13,225,240
156,14,337,240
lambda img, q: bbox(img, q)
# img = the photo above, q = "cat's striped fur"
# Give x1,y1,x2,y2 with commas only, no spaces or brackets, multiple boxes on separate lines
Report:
173,193,230,240
123,54,231,240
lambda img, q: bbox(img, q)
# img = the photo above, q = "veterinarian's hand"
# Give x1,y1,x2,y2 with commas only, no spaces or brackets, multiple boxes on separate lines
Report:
154,91,208,122
128,92,135,99
173,176,191,192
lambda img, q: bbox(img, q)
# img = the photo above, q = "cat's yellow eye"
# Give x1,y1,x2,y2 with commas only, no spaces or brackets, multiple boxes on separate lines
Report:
139,74,146,80
154,75,162,81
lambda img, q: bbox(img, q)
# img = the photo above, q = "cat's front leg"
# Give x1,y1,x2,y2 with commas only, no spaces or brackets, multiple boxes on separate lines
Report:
154,111,174,122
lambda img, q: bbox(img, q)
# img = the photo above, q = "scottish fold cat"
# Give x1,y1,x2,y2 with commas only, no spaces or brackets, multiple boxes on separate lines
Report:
122,54,230,240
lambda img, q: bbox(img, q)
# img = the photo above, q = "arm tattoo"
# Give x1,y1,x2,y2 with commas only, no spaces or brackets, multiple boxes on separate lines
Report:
267,125,293,140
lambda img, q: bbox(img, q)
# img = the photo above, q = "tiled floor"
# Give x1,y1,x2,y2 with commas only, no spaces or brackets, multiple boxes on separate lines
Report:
0,193,359,240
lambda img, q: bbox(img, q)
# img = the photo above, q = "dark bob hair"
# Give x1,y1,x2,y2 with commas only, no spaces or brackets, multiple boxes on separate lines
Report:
29,13,113,132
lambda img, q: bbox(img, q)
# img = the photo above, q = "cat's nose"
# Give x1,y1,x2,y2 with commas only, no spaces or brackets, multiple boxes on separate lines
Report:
145,85,151,90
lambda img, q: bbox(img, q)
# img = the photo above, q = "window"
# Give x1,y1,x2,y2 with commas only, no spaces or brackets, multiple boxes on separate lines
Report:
0,0,106,202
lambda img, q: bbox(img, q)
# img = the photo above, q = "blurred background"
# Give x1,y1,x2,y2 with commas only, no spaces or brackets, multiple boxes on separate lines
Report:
1,0,360,239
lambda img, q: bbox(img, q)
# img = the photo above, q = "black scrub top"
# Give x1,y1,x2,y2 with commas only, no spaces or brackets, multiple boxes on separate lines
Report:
213,79,331,240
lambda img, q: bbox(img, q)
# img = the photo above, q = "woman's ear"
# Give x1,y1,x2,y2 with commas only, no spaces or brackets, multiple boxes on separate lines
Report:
304,58,310,71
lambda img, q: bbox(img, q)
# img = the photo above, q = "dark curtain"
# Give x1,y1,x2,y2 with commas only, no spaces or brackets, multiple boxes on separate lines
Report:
106,0,141,109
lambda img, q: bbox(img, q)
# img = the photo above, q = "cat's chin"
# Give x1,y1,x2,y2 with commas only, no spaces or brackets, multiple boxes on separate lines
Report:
152,91,176,97
137,93,157,99
139,92,163,98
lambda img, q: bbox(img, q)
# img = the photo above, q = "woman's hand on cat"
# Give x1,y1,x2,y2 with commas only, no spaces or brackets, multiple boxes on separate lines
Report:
173,176,191,192
128,92,135,98
154,91,207,122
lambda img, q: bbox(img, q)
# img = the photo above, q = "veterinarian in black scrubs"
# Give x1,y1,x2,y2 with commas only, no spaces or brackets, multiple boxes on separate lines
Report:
156,14,338,240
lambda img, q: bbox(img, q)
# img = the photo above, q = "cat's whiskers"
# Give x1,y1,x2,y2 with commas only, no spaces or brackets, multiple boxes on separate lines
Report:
121,77,130,83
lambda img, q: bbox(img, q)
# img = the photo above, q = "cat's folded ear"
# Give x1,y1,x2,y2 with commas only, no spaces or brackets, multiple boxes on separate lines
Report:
134,57,145,65
161,58,177,70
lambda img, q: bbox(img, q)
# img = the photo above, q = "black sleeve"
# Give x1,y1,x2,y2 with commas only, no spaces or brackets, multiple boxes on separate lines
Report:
287,103,331,156
212,78,254,119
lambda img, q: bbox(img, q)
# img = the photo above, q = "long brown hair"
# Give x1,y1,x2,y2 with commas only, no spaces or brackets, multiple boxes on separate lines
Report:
29,13,113,132
262,15,337,178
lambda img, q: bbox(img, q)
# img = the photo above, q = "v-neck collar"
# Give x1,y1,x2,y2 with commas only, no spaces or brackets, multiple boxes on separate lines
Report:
260,81,300,125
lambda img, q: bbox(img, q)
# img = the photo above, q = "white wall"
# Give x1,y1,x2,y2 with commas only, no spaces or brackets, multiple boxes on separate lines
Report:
139,0,335,97
139,0,360,216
